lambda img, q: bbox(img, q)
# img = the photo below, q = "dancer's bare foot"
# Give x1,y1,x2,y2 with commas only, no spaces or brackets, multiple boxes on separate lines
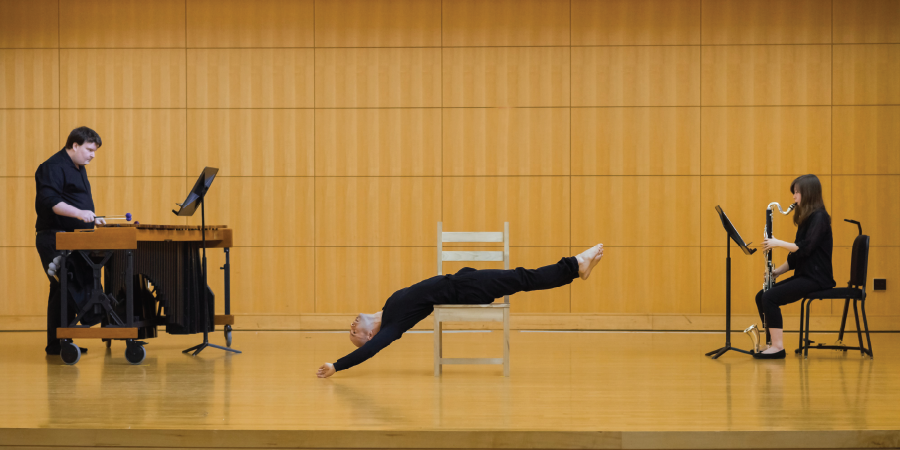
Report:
575,244,604,280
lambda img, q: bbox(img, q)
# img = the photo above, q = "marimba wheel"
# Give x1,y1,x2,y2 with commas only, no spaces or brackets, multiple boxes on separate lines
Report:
225,325,233,347
60,341,81,365
125,342,146,365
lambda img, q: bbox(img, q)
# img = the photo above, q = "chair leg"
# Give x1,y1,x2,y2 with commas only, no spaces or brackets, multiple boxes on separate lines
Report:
804,300,813,359
797,299,807,354
860,300,874,359
837,298,851,344
852,300,865,356
434,317,442,377
503,309,510,377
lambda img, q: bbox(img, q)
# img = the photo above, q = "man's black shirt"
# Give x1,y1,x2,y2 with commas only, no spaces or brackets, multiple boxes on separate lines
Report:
35,148,95,232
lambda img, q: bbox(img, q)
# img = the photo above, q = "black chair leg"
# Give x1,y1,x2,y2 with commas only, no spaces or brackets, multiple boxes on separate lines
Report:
804,300,813,359
860,300,874,359
838,298,850,344
797,299,807,354
852,300,865,356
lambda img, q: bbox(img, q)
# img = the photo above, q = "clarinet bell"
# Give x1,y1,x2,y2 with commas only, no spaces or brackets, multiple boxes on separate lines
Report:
744,324,761,354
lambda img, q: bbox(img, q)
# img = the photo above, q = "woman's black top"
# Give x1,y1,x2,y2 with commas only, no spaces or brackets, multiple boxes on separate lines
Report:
786,208,836,290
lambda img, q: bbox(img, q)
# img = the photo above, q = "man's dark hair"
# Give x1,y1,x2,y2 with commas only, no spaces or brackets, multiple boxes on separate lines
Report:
64,126,102,150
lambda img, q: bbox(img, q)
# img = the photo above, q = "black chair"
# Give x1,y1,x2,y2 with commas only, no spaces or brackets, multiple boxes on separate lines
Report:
796,221,872,359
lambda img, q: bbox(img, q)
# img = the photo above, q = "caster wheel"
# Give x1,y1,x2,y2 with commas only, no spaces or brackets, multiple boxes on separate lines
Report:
104,339,112,348
225,325,233,348
125,343,146,365
61,342,81,365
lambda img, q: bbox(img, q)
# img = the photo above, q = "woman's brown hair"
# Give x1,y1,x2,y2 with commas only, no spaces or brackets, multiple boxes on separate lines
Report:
790,174,829,226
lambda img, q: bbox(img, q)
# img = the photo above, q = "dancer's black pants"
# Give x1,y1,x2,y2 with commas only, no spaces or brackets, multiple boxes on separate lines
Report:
449,257,580,304
754,276,820,329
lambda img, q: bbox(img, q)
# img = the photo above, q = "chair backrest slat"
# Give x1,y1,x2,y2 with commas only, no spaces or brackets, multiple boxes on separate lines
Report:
849,234,870,288
442,232,504,243
438,222,510,304
442,251,504,262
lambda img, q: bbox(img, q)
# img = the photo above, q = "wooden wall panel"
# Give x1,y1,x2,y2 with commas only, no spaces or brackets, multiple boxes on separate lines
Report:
572,176,700,247
443,108,570,176
572,247,699,314
60,0,185,48
701,45,832,106
441,247,572,313
316,177,442,246
831,175,900,247
187,49,314,108
316,109,441,176
572,107,699,175
700,247,813,318
833,106,900,175
315,0,441,47
833,44,900,105
1,178,36,247
188,109,314,177
90,177,188,227
0,248,47,316
443,177,570,247
60,110,186,177
571,0,700,46
834,0,900,44
0,0,58,48
571,46,700,107
316,48,441,108
315,247,434,314
442,0,569,46
206,247,316,315
0,49,58,108
699,175,832,247
701,0,831,45
701,107,832,175
2,110,59,177
60,49,185,108
443,47,570,107
833,246,900,316
198,177,315,247
187,0,314,48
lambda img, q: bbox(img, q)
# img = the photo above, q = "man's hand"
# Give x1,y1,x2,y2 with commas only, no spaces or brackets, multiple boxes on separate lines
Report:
76,210,96,223
95,217,106,225
317,363,336,378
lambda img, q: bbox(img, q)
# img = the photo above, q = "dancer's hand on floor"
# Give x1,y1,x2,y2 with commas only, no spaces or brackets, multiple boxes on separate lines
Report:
317,363,336,378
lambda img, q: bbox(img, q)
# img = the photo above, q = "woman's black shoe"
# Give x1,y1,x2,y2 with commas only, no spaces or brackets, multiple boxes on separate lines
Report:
753,349,786,359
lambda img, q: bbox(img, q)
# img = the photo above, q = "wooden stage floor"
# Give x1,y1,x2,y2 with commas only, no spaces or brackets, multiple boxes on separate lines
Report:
1,330,899,449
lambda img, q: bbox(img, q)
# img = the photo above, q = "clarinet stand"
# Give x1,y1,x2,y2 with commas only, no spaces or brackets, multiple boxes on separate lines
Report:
706,205,756,359
174,167,241,357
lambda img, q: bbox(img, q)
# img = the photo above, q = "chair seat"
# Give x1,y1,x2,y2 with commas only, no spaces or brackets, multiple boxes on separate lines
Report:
805,287,863,300
435,303,509,309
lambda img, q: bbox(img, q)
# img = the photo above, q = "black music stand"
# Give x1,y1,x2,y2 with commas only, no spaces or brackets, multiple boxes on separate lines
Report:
174,167,241,356
706,205,757,359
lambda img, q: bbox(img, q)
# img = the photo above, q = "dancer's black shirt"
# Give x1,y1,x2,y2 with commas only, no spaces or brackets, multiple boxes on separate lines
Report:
35,149,95,233
786,208,836,290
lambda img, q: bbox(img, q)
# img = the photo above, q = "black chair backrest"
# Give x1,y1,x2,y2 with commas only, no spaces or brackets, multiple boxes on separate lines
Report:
848,234,870,288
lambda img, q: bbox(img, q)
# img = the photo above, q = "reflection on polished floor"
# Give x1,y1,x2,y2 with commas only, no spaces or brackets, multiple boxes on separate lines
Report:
1,330,899,449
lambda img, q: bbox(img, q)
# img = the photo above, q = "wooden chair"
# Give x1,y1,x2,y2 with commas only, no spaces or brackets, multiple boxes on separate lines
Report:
434,222,510,377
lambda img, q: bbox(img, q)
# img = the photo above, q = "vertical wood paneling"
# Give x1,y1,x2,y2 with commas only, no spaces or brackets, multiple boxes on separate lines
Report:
2,110,60,177
60,0,185,48
833,45,900,105
833,106,900,175
833,0,900,44
187,49,314,108
90,177,189,227
701,45,832,106
0,0,58,48
0,49,59,108
187,0,314,48
316,177,442,246
316,48,441,108
833,247,900,316
572,107,700,175
572,0,700,45
442,0,570,46
572,46,700,106
443,108,570,176
831,176,900,247
572,177,701,247
0,248,48,316
700,107,832,175
60,110,187,177
443,177,570,247
701,0,831,44
316,109,441,176
198,177,316,247
187,109,315,176
443,47,570,107
315,0,441,47
60,49,185,108
572,247,700,314
0,178,37,247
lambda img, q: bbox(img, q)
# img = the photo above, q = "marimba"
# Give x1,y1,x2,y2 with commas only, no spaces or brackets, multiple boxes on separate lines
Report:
54,224,235,365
